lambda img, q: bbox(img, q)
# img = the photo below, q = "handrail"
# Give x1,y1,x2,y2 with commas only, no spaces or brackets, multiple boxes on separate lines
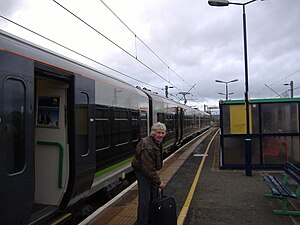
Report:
36,141,63,189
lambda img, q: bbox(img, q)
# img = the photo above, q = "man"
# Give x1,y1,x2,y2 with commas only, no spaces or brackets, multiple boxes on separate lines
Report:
132,122,166,225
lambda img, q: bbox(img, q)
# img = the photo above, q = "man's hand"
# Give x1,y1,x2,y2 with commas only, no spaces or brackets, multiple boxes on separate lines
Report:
159,181,165,189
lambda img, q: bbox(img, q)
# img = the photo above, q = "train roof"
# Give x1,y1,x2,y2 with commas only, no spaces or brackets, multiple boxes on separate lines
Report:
0,29,147,97
142,89,208,115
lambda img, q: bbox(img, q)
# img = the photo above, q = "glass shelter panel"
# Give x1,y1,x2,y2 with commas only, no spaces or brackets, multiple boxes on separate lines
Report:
222,105,230,134
220,99,300,168
250,137,260,164
223,137,260,165
262,136,289,164
261,103,299,133
223,137,245,165
287,136,300,164
251,104,259,134
222,104,256,135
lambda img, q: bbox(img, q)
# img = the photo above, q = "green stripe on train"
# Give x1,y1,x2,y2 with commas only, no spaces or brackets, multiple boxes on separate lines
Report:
94,157,133,178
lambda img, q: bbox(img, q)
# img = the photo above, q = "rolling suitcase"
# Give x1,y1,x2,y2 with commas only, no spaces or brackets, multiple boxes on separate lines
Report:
150,189,177,225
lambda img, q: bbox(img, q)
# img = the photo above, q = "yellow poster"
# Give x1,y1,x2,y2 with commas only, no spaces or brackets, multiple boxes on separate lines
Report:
230,104,252,134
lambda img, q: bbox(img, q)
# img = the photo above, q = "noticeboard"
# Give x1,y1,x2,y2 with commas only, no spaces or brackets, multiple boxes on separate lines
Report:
37,96,60,128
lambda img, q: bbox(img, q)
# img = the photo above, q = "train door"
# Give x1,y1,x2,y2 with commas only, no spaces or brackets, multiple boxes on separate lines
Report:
67,74,95,202
33,70,70,211
0,51,35,224
175,107,180,145
177,107,184,145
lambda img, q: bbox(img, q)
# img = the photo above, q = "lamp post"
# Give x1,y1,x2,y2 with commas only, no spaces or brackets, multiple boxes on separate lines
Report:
209,0,263,176
218,92,234,98
215,79,238,100
164,85,173,98
284,81,294,98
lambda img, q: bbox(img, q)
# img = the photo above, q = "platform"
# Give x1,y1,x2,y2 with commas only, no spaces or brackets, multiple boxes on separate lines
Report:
80,128,300,225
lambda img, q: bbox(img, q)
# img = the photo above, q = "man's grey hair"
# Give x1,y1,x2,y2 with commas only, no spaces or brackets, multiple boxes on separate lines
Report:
150,122,166,136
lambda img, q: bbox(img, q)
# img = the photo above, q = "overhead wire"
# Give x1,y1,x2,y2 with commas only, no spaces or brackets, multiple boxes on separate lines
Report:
0,14,161,90
53,0,181,91
98,0,202,96
280,85,300,97
2,1,208,104
257,68,300,97
270,68,300,86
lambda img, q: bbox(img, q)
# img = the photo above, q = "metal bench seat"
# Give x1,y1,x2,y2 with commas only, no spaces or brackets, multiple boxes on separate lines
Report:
263,162,300,216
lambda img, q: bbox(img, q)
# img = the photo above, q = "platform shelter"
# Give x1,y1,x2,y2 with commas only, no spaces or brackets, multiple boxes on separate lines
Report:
219,98,300,169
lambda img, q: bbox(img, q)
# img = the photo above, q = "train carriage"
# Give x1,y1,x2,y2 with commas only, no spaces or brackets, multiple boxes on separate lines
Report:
143,91,211,154
143,90,180,154
0,29,210,224
0,29,149,224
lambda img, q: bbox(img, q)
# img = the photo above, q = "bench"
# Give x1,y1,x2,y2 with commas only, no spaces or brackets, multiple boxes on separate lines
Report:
262,162,300,215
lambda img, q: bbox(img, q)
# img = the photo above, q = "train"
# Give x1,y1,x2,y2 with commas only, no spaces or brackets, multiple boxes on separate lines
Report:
0,29,211,224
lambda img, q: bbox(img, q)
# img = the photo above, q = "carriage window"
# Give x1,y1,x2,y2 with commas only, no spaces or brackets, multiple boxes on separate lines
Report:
114,109,129,146
157,113,165,123
132,111,139,142
95,107,110,150
3,79,25,174
140,111,147,138
76,92,89,156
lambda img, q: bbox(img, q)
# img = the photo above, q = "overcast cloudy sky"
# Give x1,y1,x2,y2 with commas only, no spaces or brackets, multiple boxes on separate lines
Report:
1,0,300,110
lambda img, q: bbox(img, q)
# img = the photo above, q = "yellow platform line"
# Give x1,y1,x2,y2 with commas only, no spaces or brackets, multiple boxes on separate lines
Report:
177,129,219,225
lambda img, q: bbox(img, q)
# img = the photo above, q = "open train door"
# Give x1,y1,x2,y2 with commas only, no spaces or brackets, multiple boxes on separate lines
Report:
0,51,35,224
64,74,96,205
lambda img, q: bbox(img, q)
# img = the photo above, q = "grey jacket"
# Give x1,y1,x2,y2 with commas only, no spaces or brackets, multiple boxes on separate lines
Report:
131,136,163,185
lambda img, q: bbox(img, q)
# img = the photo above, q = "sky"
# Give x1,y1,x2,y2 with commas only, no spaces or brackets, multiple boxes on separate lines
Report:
1,0,300,111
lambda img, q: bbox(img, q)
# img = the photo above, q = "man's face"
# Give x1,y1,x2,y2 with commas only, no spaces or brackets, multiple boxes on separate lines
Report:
153,129,166,143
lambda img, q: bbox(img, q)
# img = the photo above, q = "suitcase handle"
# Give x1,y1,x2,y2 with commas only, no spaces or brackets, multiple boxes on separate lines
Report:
154,184,164,198
156,186,163,198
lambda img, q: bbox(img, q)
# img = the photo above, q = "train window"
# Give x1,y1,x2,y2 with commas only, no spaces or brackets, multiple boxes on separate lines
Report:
114,109,129,146
157,113,165,123
95,107,110,150
132,110,139,142
3,78,25,174
165,113,175,133
183,115,189,130
193,115,197,128
96,106,109,118
140,111,147,138
115,110,128,118
76,92,89,156
172,114,176,131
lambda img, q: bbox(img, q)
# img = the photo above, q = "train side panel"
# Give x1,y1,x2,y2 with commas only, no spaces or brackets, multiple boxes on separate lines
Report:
89,82,149,195
145,92,179,153
0,50,35,224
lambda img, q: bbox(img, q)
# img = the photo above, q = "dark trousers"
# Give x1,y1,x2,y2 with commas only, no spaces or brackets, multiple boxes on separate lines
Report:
135,171,159,225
